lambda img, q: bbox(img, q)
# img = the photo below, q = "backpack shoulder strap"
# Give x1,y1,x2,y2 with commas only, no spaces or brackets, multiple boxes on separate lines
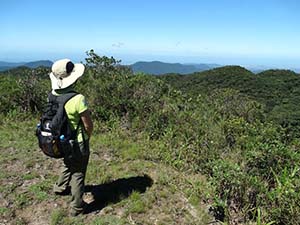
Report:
57,91,79,106
47,92,56,103
49,91,79,137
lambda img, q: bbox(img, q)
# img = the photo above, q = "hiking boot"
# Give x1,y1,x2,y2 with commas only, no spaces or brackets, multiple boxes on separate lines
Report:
70,209,84,217
70,202,88,217
54,186,71,196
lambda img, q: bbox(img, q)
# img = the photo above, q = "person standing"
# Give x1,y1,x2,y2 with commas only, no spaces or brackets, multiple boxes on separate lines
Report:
49,59,93,216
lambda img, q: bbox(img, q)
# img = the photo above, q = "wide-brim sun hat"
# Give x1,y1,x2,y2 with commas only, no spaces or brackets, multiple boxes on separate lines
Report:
50,58,85,90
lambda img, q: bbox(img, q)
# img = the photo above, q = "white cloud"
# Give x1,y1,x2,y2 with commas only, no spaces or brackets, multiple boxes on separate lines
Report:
112,42,125,48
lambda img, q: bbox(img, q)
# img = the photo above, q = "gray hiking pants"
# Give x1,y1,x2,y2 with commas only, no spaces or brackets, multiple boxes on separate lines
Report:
53,140,90,213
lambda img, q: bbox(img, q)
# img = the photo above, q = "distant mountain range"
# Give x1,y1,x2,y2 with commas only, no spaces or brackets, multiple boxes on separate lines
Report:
130,61,222,75
131,61,300,75
0,60,221,74
0,60,53,71
0,59,298,75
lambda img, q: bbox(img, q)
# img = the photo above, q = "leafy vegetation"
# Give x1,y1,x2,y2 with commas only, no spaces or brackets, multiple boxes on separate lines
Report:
1,50,300,224
160,66,300,138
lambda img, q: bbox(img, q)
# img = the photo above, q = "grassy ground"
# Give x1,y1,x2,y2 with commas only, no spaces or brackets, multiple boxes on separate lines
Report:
0,116,217,225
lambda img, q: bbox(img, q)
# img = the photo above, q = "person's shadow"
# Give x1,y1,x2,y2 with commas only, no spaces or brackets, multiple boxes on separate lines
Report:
84,174,153,214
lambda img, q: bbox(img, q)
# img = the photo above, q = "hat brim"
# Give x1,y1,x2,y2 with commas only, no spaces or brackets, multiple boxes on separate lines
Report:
50,63,85,90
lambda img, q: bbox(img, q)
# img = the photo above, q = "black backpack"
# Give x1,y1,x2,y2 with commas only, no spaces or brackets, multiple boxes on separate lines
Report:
36,92,79,158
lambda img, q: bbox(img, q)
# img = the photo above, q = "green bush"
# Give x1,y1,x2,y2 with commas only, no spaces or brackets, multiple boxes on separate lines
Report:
0,67,50,114
0,75,21,113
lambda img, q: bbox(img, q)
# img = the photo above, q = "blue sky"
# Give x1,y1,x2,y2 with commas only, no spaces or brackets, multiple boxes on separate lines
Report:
1,0,300,68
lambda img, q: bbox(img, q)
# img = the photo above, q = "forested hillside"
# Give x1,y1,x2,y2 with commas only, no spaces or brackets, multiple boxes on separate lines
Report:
0,60,53,71
130,61,218,75
1,50,300,224
160,66,300,137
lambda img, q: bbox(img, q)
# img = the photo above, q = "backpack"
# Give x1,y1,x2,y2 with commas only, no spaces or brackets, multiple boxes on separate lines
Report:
36,92,79,158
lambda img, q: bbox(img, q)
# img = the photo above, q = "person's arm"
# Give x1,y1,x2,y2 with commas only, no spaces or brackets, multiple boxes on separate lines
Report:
80,110,93,138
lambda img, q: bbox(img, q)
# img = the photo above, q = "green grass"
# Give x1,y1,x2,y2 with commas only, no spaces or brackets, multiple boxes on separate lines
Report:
90,216,127,225
50,209,68,225
15,193,31,208
14,217,28,225
0,116,214,224
0,207,9,215
22,172,39,180
50,209,87,225
90,130,145,160
28,183,49,201
126,191,147,214
0,115,37,151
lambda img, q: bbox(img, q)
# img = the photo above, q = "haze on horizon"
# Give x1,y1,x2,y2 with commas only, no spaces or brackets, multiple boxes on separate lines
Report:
0,0,299,69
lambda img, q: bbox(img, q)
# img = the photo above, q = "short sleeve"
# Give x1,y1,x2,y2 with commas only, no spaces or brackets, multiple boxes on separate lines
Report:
76,94,88,114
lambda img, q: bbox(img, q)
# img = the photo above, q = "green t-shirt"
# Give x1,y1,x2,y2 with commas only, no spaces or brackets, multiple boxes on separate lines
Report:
52,89,88,142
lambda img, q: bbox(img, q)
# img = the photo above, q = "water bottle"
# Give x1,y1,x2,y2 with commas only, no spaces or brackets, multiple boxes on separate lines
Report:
60,135,65,142
36,123,41,136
